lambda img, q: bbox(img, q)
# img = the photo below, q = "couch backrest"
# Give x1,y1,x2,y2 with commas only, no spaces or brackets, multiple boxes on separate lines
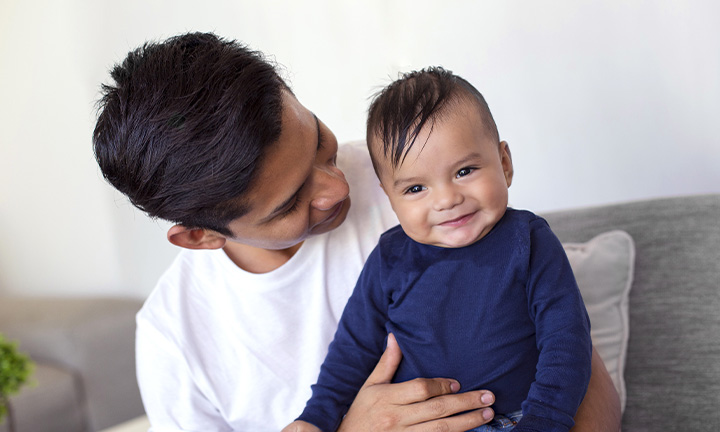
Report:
542,194,720,431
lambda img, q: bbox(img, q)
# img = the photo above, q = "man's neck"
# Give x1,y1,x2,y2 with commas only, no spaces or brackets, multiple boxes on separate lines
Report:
222,241,303,274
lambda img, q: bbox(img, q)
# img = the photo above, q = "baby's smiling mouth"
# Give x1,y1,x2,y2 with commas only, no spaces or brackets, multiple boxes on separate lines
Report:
438,212,476,227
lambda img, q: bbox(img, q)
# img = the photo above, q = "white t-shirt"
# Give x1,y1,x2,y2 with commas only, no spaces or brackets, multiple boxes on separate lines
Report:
136,142,398,432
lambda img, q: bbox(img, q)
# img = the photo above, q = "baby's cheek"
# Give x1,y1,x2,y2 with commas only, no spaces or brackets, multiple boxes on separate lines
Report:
405,210,434,241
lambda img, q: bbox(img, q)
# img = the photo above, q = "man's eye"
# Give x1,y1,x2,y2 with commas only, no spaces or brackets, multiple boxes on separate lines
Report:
405,185,426,194
278,199,301,219
457,167,474,178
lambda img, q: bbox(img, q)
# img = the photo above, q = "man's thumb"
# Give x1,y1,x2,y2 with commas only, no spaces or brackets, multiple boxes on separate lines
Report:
363,333,402,387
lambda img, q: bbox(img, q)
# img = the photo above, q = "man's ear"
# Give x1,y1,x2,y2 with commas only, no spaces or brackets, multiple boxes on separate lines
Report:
500,141,514,187
167,225,227,250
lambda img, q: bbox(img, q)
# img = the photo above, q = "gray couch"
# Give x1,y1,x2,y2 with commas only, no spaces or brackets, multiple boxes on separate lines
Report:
0,194,717,431
543,194,719,431
0,297,145,432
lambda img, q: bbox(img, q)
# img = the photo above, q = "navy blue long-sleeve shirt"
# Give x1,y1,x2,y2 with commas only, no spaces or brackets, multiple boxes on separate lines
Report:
298,209,592,432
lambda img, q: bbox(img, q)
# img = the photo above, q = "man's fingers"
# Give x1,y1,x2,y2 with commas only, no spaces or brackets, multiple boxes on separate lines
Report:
403,388,496,426
363,333,403,387
416,406,496,432
352,333,497,432
380,376,461,405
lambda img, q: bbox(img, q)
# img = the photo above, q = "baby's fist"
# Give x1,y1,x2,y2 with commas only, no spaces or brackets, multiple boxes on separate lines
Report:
281,420,322,432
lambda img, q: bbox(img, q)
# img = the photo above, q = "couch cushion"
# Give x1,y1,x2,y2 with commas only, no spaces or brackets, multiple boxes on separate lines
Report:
1,363,87,432
543,194,720,431
0,297,145,431
563,230,634,412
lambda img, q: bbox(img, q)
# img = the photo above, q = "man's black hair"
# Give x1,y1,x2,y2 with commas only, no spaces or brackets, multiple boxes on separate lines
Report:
93,32,287,235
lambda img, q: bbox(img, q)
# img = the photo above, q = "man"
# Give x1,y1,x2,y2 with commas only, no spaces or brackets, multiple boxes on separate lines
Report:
93,32,621,431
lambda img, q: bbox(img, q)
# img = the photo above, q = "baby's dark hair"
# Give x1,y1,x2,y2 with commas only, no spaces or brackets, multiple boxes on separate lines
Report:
366,66,499,173
93,32,287,235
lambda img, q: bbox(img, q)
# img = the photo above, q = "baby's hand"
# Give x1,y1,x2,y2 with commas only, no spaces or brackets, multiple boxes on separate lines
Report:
281,420,322,432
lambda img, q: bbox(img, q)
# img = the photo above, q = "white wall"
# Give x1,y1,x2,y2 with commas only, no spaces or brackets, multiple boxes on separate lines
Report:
1,0,718,299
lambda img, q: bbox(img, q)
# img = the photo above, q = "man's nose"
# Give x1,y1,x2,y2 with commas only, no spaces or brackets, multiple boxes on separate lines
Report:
310,165,349,210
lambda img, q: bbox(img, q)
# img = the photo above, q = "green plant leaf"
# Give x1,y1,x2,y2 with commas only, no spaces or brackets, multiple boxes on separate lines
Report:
0,333,35,423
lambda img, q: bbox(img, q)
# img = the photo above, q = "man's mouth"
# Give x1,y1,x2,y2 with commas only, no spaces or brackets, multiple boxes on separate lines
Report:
316,199,346,227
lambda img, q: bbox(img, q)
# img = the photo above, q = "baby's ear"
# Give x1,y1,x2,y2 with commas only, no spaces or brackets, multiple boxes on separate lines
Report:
167,225,227,250
500,141,514,187
379,181,389,197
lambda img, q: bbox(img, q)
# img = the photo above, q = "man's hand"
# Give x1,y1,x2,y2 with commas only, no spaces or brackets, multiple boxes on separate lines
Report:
570,347,622,431
337,334,495,432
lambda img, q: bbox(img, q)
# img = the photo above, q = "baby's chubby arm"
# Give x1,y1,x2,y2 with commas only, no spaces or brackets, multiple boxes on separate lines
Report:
516,220,594,431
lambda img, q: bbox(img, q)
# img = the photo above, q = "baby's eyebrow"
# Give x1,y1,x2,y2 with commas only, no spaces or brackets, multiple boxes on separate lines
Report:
394,176,424,189
453,152,485,166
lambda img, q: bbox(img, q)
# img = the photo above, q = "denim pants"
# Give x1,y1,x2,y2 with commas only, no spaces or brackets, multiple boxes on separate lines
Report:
466,410,523,432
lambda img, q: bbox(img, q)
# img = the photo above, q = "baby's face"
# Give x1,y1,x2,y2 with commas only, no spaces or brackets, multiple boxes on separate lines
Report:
374,99,513,248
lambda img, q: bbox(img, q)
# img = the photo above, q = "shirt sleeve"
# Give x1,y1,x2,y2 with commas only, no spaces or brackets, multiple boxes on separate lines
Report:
296,245,390,432
136,311,233,432
514,219,593,432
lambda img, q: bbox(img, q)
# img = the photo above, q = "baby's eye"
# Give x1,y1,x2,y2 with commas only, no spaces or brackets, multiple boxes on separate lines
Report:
456,167,475,178
405,185,426,194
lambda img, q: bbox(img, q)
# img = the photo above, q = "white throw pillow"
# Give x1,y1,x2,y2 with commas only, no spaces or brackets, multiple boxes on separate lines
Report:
563,230,634,412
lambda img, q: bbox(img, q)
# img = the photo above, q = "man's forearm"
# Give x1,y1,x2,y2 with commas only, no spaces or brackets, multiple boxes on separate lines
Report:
571,347,622,431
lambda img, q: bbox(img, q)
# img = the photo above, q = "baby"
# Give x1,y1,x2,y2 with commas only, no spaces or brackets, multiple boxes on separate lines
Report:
288,67,592,432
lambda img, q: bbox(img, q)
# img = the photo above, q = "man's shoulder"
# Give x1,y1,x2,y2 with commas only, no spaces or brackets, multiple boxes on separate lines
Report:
154,248,224,287
337,140,369,159
334,141,398,238
337,141,376,191
138,249,225,321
